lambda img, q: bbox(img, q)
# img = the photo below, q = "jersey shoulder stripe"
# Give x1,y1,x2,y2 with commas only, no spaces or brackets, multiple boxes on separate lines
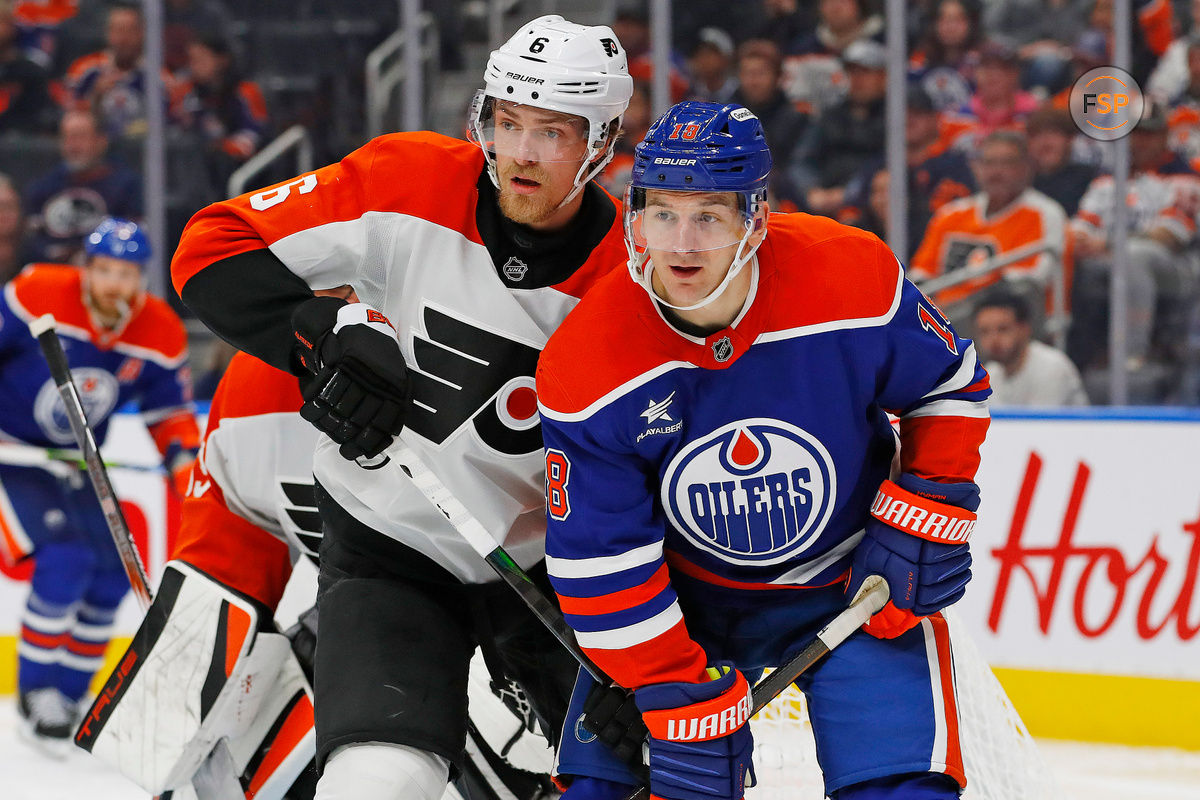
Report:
171,132,488,292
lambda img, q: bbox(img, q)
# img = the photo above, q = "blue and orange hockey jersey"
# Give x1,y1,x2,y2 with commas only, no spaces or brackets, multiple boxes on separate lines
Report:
0,264,199,458
536,213,990,690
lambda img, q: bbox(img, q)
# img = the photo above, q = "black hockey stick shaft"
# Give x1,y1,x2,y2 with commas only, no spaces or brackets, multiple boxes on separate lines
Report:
622,575,890,800
31,314,243,800
31,314,152,609
389,443,609,684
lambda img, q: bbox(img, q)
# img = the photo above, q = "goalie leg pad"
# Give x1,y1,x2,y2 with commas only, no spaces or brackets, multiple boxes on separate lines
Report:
77,561,309,794
314,742,449,800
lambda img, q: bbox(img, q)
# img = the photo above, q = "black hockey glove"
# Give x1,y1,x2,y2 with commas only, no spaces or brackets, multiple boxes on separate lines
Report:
581,681,648,771
291,296,410,461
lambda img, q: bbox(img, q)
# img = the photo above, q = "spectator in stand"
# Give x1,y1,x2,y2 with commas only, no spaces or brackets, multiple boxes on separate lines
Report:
1027,108,1101,216
782,0,884,114
0,0,52,133
748,0,815,53
163,0,230,75
0,173,31,284
910,130,1069,332
941,42,1040,154
1069,103,1200,388
729,39,809,209
11,0,78,71
973,288,1088,406
65,1,174,140
614,7,689,104
909,0,984,111
841,85,975,258
597,80,652,197
793,38,887,217
1164,34,1200,171
23,108,141,264
687,27,737,103
172,34,268,193
982,0,1090,96
1148,0,1200,102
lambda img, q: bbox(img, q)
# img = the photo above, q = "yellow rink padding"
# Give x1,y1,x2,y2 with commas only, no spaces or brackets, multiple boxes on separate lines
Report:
1,635,1198,751
0,634,133,696
993,667,1200,750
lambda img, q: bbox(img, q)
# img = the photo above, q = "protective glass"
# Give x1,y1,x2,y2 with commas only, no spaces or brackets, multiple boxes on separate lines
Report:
469,91,591,164
624,186,755,254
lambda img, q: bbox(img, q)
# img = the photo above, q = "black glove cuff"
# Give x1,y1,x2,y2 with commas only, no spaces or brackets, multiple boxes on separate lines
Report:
289,295,348,377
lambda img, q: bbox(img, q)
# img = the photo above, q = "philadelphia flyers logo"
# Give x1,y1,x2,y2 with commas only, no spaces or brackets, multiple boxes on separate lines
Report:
918,304,958,355
600,38,620,57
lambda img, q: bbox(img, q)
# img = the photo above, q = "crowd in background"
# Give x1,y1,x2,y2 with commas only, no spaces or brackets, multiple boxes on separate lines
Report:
3,0,1200,407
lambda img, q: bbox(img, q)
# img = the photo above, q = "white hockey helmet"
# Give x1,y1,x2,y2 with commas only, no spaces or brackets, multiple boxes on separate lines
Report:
468,15,633,205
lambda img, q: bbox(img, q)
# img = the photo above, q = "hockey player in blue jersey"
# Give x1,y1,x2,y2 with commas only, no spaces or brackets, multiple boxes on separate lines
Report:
536,102,991,800
0,218,199,754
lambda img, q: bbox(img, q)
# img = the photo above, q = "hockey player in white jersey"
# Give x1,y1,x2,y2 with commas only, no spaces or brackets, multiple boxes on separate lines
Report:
170,15,633,800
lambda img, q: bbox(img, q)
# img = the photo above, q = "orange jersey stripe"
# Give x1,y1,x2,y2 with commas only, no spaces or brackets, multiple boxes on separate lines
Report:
556,563,673,616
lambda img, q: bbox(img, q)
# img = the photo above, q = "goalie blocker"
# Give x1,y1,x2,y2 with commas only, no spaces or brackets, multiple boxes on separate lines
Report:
75,562,316,800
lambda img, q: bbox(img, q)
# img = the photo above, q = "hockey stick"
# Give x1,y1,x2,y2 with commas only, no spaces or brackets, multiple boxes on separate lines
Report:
387,442,890,790
387,441,609,684
30,314,243,800
0,441,166,474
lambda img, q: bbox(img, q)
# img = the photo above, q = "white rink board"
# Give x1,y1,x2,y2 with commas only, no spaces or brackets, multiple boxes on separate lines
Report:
958,412,1200,681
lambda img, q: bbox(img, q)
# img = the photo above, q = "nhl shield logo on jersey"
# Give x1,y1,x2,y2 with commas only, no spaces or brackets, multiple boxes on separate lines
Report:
502,256,529,281
662,419,837,565
712,336,733,363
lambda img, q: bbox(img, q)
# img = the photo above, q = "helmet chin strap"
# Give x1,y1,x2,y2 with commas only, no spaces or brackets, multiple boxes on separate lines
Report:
631,222,763,312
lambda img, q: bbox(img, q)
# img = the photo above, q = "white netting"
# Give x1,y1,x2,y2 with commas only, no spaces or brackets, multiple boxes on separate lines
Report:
747,608,1061,799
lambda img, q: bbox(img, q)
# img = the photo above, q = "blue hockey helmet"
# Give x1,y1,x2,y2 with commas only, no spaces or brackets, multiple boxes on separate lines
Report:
85,218,152,266
624,102,773,310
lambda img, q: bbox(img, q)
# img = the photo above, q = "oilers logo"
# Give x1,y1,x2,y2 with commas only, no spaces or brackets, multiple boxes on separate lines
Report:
662,419,836,565
32,368,120,445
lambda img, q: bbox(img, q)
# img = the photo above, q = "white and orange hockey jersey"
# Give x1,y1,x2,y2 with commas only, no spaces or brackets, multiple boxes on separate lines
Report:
171,132,629,583
172,351,313,610
909,188,1070,308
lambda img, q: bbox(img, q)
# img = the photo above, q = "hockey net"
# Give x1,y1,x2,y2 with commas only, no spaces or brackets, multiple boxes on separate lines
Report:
748,608,1060,799
457,608,1060,799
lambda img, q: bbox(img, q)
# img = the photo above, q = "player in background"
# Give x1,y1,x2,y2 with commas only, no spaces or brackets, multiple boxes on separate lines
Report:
0,217,199,754
170,15,632,800
536,102,991,800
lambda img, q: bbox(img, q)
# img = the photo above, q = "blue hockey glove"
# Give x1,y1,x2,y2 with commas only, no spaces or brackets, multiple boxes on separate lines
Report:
291,297,410,461
634,664,754,800
847,474,977,639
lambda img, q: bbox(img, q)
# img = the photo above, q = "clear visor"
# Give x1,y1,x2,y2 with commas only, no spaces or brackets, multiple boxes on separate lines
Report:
624,187,755,254
471,94,592,164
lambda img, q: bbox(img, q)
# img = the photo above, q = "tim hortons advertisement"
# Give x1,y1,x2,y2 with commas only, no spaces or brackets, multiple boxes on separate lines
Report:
960,415,1200,682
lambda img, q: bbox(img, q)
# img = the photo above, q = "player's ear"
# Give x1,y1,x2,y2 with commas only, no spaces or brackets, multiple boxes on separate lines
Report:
749,202,769,246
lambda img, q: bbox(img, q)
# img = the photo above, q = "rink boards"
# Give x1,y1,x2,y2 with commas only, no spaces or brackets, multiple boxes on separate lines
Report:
0,409,1197,750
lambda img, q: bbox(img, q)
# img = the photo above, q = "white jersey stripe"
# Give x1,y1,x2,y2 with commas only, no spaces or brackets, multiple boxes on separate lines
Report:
574,603,684,650
756,257,904,345
921,616,949,773
905,398,990,419
539,361,697,423
921,344,980,400
546,540,663,580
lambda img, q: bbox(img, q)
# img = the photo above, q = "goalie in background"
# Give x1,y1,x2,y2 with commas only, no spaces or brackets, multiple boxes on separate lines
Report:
0,217,199,755
536,101,991,800
78,324,560,800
